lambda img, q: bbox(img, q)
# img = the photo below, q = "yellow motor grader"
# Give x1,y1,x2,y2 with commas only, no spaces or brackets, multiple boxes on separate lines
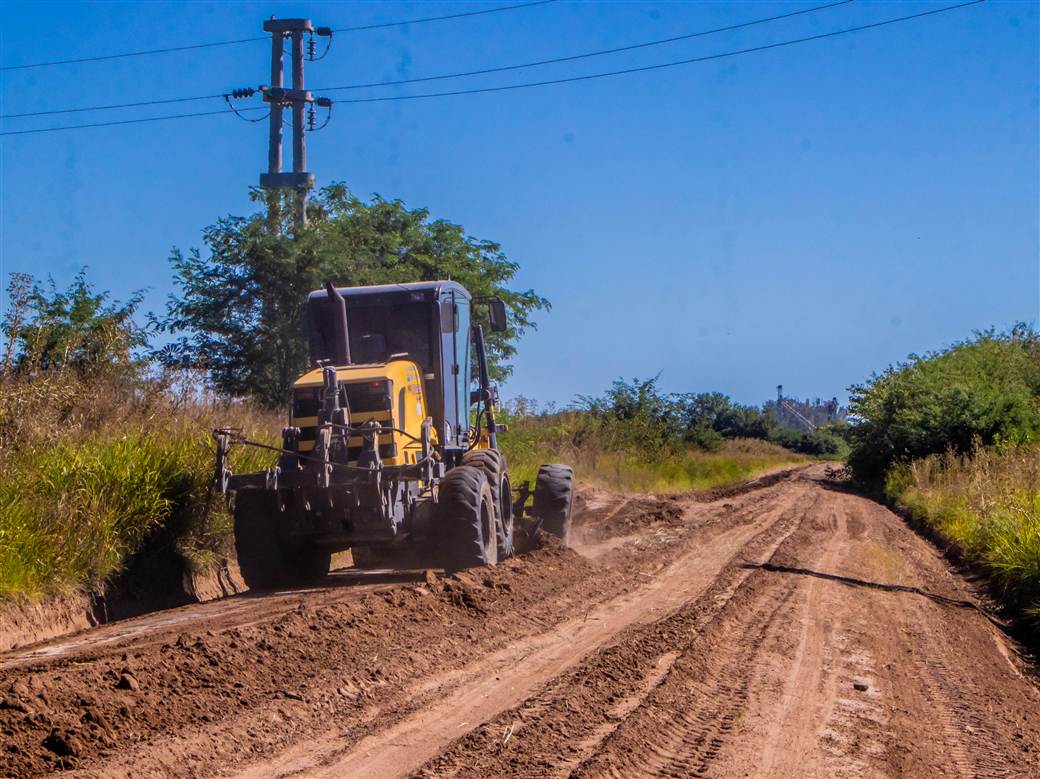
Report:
213,281,574,588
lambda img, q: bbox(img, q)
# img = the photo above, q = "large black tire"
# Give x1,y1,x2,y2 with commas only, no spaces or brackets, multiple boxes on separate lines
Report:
533,464,576,544
439,465,498,569
233,492,330,589
461,449,513,559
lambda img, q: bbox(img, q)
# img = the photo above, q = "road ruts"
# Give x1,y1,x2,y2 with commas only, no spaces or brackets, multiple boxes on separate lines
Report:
5,467,1038,779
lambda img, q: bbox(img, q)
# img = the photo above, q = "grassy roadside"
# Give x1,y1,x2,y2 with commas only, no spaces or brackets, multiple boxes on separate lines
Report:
500,411,808,493
886,446,1040,626
0,375,277,602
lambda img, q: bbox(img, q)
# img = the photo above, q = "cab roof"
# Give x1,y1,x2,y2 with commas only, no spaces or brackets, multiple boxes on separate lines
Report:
307,280,471,302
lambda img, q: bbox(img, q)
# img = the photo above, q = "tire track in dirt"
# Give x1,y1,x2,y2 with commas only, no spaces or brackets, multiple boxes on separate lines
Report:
409,486,819,779
567,498,824,779
752,504,855,779
579,589,799,779
239,480,814,779
713,496,892,779
914,645,1011,779
896,556,1017,778
704,484,1039,779
0,570,426,671
860,487,1035,779
412,474,1040,779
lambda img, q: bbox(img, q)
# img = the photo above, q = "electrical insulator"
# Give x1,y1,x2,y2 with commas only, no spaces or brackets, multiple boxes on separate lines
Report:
307,106,316,130
230,87,255,100
307,34,316,60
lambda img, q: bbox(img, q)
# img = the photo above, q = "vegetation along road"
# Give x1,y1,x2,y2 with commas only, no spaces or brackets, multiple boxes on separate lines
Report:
2,464,1037,778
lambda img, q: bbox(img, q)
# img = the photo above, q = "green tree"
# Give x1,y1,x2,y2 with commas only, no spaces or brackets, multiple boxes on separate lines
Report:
577,376,678,457
1,270,147,377
156,185,549,406
670,392,730,451
847,325,1040,482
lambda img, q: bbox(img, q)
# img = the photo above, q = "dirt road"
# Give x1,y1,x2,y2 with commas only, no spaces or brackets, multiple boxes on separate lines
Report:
2,466,1038,778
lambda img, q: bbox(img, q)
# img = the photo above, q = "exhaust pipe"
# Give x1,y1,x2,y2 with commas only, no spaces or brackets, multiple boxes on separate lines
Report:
325,281,351,366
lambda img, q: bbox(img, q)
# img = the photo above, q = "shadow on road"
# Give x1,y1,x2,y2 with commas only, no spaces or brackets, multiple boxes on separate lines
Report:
741,561,985,613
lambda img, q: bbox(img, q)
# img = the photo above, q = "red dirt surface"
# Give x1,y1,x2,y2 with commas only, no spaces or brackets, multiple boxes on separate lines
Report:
1,465,1038,778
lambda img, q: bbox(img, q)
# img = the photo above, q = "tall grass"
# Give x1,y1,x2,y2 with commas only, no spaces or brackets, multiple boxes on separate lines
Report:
888,445,1040,625
500,410,805,493
0,374,278,601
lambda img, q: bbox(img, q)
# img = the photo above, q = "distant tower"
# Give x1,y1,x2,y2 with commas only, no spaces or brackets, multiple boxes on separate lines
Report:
777,384,783,403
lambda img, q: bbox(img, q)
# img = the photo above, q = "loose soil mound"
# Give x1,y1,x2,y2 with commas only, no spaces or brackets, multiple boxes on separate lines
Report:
0,543,595,776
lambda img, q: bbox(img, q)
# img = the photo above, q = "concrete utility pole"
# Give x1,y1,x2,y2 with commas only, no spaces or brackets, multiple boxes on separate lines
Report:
260,18,316,231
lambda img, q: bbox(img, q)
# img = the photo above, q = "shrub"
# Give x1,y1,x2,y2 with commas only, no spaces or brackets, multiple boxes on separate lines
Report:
768,427,848,457
848,326,1040,483
1,270,147,378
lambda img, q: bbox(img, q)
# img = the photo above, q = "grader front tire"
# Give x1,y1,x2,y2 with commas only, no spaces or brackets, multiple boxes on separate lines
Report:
533,464,576,545
439,465,498,570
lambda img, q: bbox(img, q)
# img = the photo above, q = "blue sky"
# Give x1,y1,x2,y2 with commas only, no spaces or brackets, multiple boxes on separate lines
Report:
1,0,1037,406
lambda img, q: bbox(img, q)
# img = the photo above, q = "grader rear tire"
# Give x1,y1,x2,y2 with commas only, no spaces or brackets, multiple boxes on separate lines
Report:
533,464,576,544
439,465,498,570
233,492,330,589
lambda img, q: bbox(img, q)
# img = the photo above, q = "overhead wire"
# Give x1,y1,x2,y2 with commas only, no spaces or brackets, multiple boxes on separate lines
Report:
316,0,853,93
0,0,987,137
0,1,852,120
224,95,269,123
329,0,557,33
0,92,228,119
0,106,267,136
0,0,557,71
0,36,268,72
329,0,987,106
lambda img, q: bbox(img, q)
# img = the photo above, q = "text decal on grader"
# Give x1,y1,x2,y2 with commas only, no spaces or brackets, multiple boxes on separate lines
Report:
214,280,574,587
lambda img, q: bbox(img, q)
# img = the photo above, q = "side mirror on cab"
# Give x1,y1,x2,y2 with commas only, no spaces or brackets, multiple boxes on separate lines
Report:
488,299,508,333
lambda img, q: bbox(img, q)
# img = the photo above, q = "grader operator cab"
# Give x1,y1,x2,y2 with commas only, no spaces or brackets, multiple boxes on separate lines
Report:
214,280,574,589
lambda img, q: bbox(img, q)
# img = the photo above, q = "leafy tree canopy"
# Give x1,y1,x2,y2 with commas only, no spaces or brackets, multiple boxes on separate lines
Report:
1,270,146,378
847,325,1040,482
156,185,549,406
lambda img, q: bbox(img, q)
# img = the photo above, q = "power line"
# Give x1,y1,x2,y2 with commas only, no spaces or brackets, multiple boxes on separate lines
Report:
329,0,986,106
0,86,259,120
0,92,228,119
0,107,266,136
330,0,557,33
0,0,987,138
0,1,557,72
316,0,853,93
1,1,850,120
0,36,268,72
